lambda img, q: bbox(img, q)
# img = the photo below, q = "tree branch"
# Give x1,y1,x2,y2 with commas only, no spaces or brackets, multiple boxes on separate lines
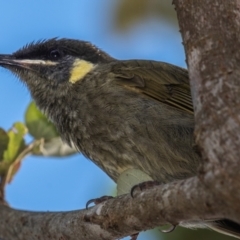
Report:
0,177,226,240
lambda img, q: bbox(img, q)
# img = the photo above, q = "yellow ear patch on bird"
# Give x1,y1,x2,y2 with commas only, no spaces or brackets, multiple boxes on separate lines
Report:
69,59,94,83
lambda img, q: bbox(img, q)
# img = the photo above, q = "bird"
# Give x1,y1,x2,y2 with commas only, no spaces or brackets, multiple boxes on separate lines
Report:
0,38,239,238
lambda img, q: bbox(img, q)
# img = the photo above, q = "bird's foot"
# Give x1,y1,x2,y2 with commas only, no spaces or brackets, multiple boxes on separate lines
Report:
86,196,140,240
131,180,160,197
86,195,113,209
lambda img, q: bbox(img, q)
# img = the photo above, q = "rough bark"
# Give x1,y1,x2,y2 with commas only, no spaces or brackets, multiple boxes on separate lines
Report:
174,0,240,221
1,0,240,239
0,178,223,240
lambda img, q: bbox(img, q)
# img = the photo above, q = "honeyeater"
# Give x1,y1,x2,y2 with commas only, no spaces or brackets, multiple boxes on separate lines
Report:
0,38,239,238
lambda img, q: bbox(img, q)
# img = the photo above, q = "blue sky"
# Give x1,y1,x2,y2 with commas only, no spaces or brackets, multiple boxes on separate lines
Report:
0,1,185,239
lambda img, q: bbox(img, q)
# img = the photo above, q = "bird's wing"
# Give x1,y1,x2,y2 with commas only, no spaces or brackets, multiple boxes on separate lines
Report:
111,60,193,114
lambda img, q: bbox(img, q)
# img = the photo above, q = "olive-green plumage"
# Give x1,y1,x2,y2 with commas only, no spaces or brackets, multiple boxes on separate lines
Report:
0,38,239,238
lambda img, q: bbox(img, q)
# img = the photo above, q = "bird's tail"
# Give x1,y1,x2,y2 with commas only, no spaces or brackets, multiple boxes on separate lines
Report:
207,219,240,239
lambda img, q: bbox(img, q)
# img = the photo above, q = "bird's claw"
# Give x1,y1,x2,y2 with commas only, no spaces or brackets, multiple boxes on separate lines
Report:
86,195,113,209
160,224,176,233
131,180,160,197
130,232,139,240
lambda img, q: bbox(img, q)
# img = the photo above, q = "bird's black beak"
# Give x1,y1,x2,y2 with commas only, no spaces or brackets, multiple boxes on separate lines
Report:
0,54,16,67
0,54,30,69
0,54,57,69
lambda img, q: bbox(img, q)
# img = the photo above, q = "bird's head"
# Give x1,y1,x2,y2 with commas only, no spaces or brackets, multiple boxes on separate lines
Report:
0,38,113,96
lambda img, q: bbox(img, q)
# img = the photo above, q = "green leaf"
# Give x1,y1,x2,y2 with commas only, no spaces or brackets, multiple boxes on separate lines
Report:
25,102,58,140
4,139,42,183
3,122,27,163
0,128,9,161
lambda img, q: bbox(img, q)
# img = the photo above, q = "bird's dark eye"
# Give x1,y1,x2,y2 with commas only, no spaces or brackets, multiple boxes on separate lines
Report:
49,49,62,60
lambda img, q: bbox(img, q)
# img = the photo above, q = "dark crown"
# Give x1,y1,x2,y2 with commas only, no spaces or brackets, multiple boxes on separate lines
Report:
13,38,113,63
